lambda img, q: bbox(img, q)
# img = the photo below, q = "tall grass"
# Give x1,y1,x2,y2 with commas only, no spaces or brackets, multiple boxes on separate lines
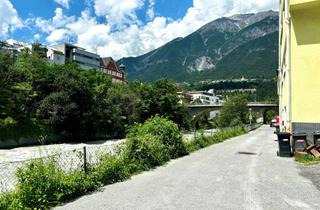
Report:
185,127,247,153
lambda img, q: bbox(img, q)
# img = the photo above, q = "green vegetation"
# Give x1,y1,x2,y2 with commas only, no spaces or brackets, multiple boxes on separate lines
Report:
94,154,130,185
0,116,248,209
123,116,188,171
265,110,277,123
295,154,320,166
215,95,252,128
0,49,189,144
185,127,247,153
0,159,100,209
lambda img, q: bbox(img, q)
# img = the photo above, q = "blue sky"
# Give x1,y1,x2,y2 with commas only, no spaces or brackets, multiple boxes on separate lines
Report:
0,0,277,59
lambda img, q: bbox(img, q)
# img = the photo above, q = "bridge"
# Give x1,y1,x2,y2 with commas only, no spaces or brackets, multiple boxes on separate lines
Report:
187,103,278,124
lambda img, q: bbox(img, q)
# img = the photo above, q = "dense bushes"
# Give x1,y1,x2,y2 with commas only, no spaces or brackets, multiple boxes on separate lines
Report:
0,159,99,209
123,134,170,171
94,154,130,185
123,116,188,171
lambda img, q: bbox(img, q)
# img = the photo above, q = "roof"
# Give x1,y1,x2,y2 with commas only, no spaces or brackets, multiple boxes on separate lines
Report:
101,57,114,66
101,57,121,72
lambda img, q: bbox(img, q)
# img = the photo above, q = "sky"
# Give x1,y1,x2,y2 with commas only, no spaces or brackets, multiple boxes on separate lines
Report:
0,0,278,59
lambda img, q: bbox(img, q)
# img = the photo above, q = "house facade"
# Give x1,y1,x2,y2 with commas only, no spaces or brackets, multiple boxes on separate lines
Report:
278,0,320,135
100,57,127,84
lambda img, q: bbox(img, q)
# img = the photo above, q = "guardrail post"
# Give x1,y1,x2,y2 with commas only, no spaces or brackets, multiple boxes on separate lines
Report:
83,146,87,173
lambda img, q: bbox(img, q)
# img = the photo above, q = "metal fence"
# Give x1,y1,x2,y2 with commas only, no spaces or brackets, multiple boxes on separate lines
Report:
0,141,125,194
0,124,262,194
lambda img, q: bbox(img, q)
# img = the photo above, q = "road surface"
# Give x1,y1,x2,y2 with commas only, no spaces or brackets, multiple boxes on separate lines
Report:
56,126,320,210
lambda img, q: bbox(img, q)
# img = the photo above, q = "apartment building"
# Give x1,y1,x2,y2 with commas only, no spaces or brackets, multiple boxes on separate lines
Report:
47,47,65,65
189,90,223,105
179,89,223,105
50,43,100,70
278,0,320,135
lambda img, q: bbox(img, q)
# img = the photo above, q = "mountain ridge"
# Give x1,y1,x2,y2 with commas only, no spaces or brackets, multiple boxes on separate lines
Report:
118,10,279,83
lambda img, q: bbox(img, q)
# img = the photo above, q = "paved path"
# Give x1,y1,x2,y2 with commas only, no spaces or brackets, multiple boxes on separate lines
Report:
56,126,320,210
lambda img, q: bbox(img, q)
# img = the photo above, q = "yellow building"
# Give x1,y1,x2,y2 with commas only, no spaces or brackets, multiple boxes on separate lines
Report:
278,0,320,136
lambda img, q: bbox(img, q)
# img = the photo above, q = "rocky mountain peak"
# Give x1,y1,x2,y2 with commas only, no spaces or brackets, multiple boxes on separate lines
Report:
118,11,279,83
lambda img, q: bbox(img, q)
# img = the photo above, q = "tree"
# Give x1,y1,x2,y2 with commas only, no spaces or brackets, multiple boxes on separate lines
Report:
36,92,78,133
35,64,95,137
130,79,190,129
265,110,277,123
0,51,15,120
217,95,249,128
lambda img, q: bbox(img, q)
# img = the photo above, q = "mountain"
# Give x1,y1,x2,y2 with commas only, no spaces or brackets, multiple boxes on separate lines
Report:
118,11,279,83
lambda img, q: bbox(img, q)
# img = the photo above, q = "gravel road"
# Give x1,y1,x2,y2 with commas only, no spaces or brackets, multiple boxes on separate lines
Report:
56,126,320,210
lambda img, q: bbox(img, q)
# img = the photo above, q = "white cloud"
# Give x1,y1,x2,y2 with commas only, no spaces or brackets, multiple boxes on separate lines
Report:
34,18,55,32
54,0,71,9
52,8,75,27
66,10,97,35
33,33,41,40
146,0,156,20
77,24,111,53
0,0,23,38
46,28,70,43
30,8,74,34
37,0,278,59
94,0,144,28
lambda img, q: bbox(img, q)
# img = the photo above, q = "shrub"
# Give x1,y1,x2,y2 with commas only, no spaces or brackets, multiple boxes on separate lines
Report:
94,154,130,185
122,116,188,172
230,117,244,127
127,116,188,159
14,159,98,209
0,192,23,210
123,134,170,171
